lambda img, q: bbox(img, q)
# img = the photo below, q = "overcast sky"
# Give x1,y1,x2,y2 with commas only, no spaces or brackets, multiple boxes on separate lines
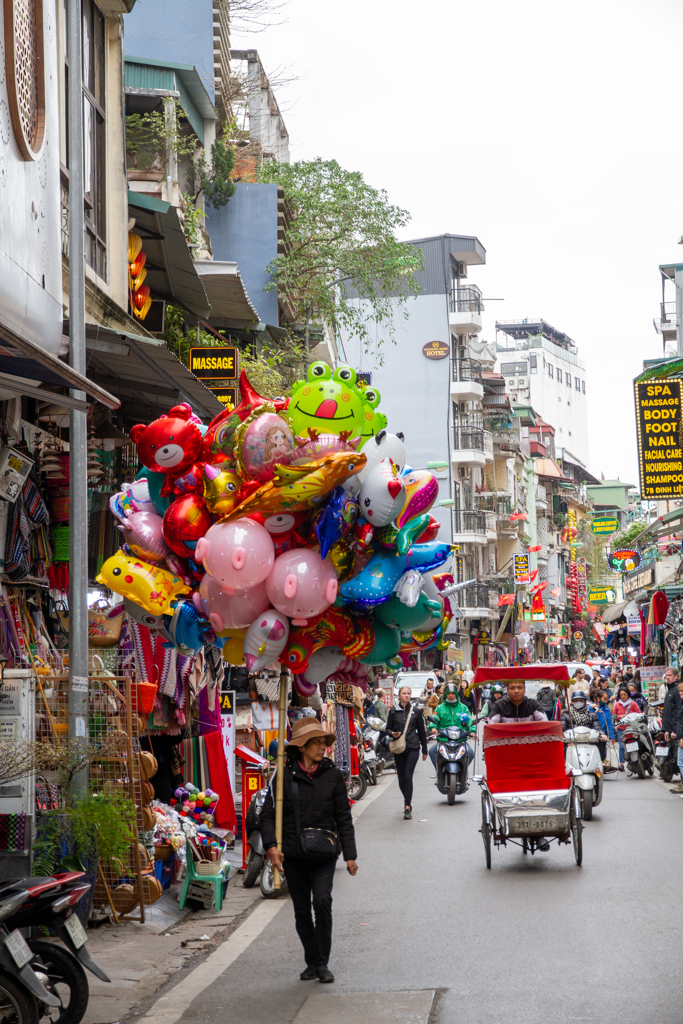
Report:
235,0,683,487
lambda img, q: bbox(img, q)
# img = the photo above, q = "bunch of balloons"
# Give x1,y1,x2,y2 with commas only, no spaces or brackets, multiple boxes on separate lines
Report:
98,361,454,697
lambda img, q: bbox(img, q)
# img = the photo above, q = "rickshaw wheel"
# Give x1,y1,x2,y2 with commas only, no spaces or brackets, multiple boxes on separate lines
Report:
571,808,583,866
481,823,492,869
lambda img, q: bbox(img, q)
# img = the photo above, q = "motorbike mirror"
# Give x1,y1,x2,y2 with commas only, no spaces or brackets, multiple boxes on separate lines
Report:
472,774,483,783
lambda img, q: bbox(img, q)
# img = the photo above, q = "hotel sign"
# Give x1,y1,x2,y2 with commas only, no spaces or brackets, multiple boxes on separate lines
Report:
635,378,683,499
422,341,449,360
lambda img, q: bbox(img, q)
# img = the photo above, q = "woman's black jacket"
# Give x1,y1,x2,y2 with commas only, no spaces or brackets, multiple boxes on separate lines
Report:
261,754,357,861
386,702,428,755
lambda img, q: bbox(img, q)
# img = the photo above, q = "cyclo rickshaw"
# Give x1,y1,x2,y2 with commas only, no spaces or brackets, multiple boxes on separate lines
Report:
466,666,584,868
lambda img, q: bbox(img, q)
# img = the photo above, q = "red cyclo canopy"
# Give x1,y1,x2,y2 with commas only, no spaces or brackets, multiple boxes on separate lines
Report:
483,721,570,793
472,665,571,686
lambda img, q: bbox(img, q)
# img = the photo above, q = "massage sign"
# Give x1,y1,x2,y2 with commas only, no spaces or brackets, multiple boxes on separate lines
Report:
635,377,683,499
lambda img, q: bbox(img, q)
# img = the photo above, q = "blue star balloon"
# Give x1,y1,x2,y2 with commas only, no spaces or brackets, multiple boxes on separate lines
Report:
339,541,451,607
313,486,358,558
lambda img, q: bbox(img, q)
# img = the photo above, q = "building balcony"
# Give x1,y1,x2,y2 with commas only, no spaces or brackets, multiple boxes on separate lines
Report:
484,510,497,540
483,430,494,463
453,583,496,619
476,492,514,515
450,358,483,402
653,301,678,343
449,287,483,335
492,428,522,457
451,426,486,468
529,439,546,458
452,509,487,547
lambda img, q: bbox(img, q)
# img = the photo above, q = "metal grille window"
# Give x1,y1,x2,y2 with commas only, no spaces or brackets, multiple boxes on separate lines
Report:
63,0,107,279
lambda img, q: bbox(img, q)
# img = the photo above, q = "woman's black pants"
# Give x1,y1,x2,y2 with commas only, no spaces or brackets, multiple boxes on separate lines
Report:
395,747,419,807
283,855,337,968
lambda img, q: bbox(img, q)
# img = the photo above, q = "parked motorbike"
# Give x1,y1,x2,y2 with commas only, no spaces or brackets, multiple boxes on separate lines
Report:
620,712,656,778
564,726,603,820
0,888,62,1024
649,714,679,783
0,869,109,1024
428,718,471,805
360,739,378,786
241,783,289,899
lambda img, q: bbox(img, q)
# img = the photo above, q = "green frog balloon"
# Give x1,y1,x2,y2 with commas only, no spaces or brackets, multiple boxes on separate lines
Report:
289,362,384,439
357,383,388,448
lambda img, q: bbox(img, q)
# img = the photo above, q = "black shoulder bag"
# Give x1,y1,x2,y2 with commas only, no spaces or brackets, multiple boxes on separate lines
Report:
291,777,338,860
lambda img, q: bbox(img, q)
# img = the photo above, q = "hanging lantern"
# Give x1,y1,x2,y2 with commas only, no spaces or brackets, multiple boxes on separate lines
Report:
134,295,152,320
129,250,146,279
132,284,150,311
128,232,143,263
130,266,147,292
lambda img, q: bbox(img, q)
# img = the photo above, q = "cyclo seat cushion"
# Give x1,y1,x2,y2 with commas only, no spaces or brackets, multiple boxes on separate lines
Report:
483,721,569,794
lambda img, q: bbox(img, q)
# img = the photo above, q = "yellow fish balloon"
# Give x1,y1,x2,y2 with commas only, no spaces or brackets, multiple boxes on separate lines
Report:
203,463,243,516
97,551,190,615
217,626,248,665
222,451,366,522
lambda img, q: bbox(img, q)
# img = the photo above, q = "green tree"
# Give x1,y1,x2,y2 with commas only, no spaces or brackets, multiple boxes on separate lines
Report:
258,158,423,357
186,130,236,209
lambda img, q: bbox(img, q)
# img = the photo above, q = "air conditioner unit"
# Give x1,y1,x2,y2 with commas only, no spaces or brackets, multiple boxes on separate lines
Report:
457,262,467,278
458,466,468,478
517,377,528,387
0,447,33,502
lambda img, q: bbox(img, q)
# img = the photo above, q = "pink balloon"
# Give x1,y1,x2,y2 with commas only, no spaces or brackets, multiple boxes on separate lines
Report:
193,574,270,631
121,511,171,563
195,518,275,591
266,548,338,626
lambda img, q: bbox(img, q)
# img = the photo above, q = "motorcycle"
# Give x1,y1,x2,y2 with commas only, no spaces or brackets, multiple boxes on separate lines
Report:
360,738,378,786
1,870,110,1024
241,782,288,900
563,726,603,820
620,712,656,779
428,719,471,805
0,888,62,1024
649,714,679,783
364,717,395,776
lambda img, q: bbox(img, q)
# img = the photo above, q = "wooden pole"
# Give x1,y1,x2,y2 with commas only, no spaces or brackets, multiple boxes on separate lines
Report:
273,665,288,890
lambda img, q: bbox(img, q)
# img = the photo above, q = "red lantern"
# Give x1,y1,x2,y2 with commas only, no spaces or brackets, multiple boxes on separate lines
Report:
132,284,150,311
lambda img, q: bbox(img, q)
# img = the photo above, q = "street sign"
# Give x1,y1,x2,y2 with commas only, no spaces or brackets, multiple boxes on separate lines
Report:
219,689,236,797
189,346,238,380
635,377,683,500
591,516,619,536
513,553,530,584
573,631,583,640
607,547,641,573
587,585,616,605
208,386,237,410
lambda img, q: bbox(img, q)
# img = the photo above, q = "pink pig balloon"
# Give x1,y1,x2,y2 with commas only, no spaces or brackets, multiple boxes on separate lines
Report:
266,548,338,626
192,574,270,632
195,519,274,591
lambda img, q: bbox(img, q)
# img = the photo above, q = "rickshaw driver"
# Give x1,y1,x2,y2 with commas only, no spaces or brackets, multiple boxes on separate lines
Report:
488,679,548,724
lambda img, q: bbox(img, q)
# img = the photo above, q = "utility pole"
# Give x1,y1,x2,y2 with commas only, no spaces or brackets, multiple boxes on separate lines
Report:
67,0,89,796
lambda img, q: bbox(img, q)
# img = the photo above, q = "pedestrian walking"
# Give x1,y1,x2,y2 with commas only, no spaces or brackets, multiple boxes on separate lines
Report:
386,685,428,819
261,718,358,984
594,690,616,763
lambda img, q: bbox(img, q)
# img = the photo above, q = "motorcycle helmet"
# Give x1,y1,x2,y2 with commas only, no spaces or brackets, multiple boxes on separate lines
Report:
444,683,459,703
571,690,587,709
490,684,504,700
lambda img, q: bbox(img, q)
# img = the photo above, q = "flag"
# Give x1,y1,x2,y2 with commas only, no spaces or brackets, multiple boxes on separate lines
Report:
529,569,539,582
530,581,548,593
510,513,528,521
498,594,515,606
550,587,562,597
528,544,542,552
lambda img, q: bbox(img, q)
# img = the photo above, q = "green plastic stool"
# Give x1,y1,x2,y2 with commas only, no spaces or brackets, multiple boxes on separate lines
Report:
178,857,229,912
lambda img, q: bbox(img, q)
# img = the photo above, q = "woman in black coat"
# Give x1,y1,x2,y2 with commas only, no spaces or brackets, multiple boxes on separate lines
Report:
386,685,428,819
261,718,358,984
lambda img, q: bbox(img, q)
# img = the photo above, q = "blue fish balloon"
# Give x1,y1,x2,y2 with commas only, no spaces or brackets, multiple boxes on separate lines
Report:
338,541,451,607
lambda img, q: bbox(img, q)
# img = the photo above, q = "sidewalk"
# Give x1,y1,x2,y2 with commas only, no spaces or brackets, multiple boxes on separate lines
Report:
83,852,263,1024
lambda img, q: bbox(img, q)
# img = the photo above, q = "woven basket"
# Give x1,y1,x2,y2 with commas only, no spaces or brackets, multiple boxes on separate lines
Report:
132,682,157,716
194,860,223,876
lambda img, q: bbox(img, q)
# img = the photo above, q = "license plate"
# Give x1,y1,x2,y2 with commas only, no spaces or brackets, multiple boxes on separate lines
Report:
656,747,669,756
64,914,87,949
625,743,639,752
510,817,559,833
4,929,32,969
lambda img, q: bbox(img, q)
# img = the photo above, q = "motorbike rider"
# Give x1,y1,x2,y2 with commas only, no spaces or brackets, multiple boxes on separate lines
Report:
561,691,607,762
488,680,548,723
479,684,504,721
594,690,616,763
428,682,476,770
614,685,641,772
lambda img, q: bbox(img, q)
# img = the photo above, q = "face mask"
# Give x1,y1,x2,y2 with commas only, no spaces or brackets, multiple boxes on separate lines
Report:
446,696,456,703
573,701,586,710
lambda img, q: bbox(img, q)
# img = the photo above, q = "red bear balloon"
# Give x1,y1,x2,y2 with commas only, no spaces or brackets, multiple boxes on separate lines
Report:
130,404,204,497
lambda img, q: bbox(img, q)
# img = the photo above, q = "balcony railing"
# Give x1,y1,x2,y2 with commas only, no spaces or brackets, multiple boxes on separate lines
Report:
449,287,483,314
476,493,513,515
483,430,493,457
493,429,522,454
452,358,483,385
454,584,490,610
453,426,484,451
452,510,486,535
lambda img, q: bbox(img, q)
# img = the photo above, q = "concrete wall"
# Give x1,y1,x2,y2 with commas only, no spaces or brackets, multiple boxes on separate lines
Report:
342,292,453,544
123,0,215,101
208,183,279,326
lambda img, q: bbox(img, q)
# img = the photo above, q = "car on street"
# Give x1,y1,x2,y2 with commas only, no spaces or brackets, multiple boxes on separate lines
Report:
393,671,439,704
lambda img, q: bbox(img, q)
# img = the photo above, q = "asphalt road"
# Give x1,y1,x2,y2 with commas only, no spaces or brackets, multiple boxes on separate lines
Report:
141,757,683,1024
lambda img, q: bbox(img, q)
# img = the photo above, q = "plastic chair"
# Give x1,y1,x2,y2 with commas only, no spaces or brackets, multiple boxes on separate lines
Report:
178,856,229,912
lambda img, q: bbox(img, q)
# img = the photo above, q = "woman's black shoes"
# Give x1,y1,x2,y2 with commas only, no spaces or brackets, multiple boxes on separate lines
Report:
300,966,317,980
317,967,335,983
404,807,412,820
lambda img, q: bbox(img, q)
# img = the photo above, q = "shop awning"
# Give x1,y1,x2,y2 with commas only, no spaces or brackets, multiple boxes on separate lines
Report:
82,324,222,424
128,193,211,318
0,318,120,411
194,261,259,326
